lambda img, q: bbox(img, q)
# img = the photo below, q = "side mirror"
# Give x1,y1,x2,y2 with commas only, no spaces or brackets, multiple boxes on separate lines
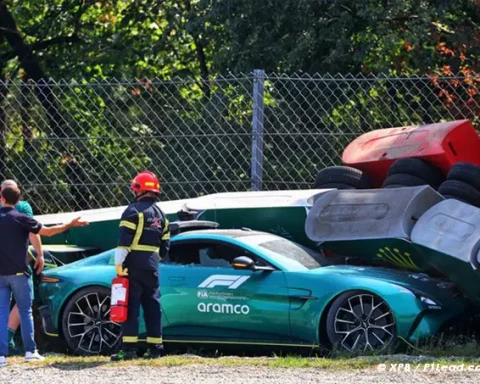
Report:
232,256,255,270
232,256,276,271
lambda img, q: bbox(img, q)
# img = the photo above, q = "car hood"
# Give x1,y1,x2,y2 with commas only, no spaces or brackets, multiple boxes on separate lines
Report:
306,265,463,304
42,253,110,275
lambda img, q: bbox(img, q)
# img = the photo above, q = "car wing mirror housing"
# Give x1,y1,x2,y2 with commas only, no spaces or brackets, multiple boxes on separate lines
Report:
232,256,275,271
232,256,255,270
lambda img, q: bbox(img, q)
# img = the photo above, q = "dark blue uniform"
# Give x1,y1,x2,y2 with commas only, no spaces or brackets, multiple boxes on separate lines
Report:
117,197,170,351
0,208,42,276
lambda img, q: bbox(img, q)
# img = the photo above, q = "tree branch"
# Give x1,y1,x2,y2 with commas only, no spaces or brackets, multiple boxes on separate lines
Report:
0,0,67,138
0,34,81,62
183,0,211,99
475,0,480,23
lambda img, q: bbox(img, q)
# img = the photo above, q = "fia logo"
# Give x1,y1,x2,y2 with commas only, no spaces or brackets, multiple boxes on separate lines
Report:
198,275,250,289
197,290,208,299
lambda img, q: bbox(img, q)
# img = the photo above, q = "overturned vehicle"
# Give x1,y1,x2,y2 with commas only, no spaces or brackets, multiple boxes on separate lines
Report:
36,189,329,251
305,185,480,329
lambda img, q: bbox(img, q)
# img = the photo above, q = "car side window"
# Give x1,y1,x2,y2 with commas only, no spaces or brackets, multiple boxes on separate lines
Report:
167,242,261,268
199,244,247,267
166,243,201,265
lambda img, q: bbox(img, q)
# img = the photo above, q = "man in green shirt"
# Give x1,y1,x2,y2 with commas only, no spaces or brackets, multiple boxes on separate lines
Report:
0,180,42,354
0,200,33,217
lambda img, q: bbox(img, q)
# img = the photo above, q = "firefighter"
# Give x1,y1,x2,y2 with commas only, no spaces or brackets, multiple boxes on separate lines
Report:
111,171,170,361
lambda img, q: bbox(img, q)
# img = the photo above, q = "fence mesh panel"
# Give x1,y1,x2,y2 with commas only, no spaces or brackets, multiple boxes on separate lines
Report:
0,72,478,214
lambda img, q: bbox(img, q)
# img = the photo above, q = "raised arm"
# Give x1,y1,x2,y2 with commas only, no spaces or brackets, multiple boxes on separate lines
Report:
38,217,88,237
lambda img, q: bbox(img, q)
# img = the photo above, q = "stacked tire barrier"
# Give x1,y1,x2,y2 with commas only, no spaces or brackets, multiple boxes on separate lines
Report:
312,159,480,209
381,158,444,190
312,166,372,190
439,162,480,208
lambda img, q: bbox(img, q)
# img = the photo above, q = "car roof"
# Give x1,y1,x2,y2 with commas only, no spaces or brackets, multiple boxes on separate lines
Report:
173,229,270,239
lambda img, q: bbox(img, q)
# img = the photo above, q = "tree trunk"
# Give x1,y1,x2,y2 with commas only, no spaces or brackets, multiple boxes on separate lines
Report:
183,0,211,100
0,31,7,179
475,0,480,23
0,0,67,138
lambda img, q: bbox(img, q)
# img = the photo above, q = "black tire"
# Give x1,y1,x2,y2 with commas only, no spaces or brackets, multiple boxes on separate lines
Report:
382,173,428,188
387,158,444,188
316,183,356,190
313,166,371,189
447,162,480,192
326,290,397,353
442,194,470,204
438,180,480,208
61,286,122,356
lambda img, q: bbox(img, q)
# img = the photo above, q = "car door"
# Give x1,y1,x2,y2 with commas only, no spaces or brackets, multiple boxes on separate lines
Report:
160,239,291,345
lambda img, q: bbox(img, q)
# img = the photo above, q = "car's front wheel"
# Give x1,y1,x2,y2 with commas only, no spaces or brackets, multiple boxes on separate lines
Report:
61,286,121,355
325,290,396,353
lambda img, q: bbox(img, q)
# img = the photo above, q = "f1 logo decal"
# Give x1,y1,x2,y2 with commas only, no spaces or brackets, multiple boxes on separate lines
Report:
198,275,250,289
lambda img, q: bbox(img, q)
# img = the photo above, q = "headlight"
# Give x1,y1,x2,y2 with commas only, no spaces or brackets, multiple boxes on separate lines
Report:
419,296,438,306
407,288,442,309
418,296,442,310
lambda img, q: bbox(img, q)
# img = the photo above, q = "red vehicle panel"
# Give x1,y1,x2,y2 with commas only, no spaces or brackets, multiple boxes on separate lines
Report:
342,120,480,187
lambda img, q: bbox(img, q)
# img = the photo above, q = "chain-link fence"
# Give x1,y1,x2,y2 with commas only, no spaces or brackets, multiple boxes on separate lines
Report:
0,71,479,214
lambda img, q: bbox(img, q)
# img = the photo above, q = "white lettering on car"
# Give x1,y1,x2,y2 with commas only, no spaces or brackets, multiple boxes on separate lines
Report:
198,275,250,289
197,302,250,315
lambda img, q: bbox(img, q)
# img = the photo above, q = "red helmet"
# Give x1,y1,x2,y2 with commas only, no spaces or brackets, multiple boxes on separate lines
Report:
131,171,160,194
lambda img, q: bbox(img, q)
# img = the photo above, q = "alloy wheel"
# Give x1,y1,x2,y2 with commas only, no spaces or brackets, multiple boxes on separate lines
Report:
333,293,395,352
67,292,121,354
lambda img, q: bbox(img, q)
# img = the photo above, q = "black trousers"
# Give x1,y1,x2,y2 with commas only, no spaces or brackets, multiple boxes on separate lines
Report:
121,268,162,350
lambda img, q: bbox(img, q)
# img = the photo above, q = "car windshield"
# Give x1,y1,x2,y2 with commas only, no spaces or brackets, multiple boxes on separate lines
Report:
257,239,322,270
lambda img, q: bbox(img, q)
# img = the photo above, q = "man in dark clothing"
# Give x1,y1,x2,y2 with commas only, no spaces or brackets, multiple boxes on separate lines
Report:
111,171,170,361
0,186,88,367
0,179,42,355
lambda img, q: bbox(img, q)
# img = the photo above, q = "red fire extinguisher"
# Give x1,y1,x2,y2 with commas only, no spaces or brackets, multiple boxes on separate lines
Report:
110,276,129,323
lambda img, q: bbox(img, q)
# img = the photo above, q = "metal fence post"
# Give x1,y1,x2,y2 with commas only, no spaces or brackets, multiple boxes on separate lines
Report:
251,69,265,191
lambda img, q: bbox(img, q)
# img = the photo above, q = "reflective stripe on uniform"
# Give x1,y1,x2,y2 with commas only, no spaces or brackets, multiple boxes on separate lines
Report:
162,218,170,240
146,337,163,344
126,211,167,253
131,213,144,247
120,220,137,230
122,336,138,343
130,245,159,252
128,213,160,253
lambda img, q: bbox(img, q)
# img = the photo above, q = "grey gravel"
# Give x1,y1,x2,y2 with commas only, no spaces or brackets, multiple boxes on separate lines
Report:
1,364,479,384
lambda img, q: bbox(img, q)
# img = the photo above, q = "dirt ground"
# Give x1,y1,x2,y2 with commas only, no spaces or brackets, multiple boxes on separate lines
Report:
2,363,479,384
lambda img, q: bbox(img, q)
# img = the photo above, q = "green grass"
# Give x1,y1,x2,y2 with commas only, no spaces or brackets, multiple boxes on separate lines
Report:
398,334,480,358
6,352,480,370
9,334,480,370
